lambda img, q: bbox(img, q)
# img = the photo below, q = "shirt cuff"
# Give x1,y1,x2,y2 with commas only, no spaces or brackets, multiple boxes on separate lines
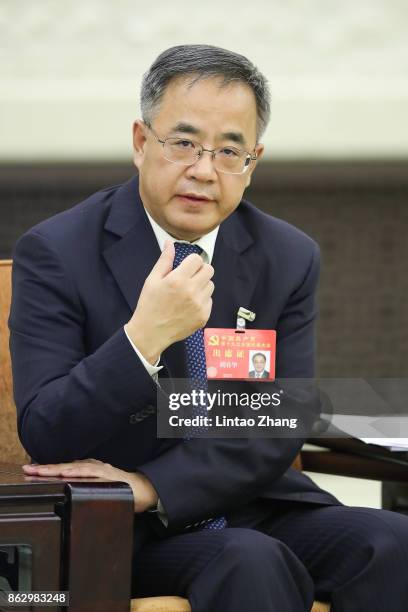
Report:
148,497,169,527
124,325,163,377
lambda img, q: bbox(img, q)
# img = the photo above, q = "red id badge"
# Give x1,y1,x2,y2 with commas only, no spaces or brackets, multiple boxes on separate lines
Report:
204,328,276,380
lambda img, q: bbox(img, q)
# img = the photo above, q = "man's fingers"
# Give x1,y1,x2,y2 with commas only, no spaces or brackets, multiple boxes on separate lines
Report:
190,263,214,292
199,279,215,300
22,459,104,476
192,264,214,284
22,464,106,479
22,465,68,477
23,461,86,470
169,252,204,280
198,284,214,317
59,466,103,478
23,463,68,473
150,240,175,278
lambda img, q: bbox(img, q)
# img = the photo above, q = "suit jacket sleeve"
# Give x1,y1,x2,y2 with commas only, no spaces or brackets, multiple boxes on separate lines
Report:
9,230,158,463
138,243,321,532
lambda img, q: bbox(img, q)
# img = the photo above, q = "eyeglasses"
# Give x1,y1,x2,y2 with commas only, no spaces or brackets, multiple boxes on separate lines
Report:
145,123,257,175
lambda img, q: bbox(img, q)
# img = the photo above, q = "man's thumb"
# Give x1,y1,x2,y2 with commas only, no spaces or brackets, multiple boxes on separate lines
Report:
151,240,175,277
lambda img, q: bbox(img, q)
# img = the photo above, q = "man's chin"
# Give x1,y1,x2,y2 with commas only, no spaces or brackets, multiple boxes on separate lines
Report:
166,214,218,241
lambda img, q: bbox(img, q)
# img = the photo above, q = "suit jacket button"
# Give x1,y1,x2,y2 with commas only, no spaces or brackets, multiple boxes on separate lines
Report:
129,414,138,424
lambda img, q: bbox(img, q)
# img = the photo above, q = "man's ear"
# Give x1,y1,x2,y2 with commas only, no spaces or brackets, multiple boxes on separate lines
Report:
245,143,264,188
132,120,147,171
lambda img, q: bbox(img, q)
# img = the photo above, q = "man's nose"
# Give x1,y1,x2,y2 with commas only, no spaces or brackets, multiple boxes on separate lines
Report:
185,150,217,181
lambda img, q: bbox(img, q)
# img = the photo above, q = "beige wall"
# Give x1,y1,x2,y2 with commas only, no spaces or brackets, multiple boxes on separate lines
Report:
1,0,407,160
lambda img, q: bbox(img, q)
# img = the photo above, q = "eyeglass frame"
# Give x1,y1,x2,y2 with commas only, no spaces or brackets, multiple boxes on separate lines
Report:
144,122,258,175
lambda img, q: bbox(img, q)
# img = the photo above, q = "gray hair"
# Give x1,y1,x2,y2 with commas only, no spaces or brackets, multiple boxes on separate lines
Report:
140,44,271,142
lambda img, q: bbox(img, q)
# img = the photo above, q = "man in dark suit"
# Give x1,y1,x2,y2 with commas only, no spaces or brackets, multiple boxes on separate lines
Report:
248,352,270,378
10,45,408,611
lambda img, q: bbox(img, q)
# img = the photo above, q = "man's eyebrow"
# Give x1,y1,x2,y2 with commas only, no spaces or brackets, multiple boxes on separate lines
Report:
169,123,247,146
220,131,246,146
170,122,201,135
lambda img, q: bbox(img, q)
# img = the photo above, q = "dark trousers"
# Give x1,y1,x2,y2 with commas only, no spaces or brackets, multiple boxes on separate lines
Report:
131,500,408,611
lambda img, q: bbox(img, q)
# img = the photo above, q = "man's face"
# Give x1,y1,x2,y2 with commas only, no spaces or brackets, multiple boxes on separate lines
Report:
253,355,266,372
132,76,264,241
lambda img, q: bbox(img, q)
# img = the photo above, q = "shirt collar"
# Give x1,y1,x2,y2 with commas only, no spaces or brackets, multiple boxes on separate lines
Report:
144,207,219,264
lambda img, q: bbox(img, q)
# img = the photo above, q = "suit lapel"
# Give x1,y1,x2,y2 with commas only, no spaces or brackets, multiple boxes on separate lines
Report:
102,176,187,379
208,206,259,329
103,176,161,313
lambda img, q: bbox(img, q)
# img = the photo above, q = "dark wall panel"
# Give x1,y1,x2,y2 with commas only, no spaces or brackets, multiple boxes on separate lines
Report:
1,161,407,377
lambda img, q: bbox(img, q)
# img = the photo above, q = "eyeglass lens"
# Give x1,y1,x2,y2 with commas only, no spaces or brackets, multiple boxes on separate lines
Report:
162,138,249,174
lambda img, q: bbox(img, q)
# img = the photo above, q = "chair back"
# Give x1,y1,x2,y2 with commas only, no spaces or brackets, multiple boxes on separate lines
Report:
0,260,29,464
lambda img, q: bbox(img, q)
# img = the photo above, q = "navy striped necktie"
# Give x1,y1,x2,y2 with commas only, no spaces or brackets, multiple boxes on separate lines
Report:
172,242,227,530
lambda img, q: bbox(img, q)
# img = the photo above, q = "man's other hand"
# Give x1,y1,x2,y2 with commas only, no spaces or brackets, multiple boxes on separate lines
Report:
22,459,159,513
125,239,214,364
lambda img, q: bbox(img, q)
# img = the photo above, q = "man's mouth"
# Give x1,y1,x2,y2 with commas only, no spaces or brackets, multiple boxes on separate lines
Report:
177,193,213,203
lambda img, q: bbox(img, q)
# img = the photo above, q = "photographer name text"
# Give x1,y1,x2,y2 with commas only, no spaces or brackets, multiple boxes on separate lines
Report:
168,415,298,429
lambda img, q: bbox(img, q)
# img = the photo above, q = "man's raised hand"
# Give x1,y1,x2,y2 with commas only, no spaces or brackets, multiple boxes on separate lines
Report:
125,240,214,364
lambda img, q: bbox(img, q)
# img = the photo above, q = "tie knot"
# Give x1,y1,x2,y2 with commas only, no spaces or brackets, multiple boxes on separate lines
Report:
173,242,203,269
